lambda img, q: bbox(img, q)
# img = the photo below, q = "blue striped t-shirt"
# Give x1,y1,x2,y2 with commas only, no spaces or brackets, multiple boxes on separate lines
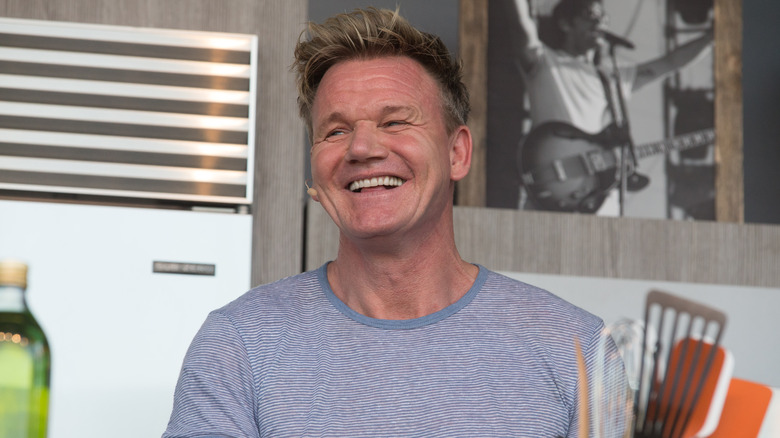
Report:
163,264,627,437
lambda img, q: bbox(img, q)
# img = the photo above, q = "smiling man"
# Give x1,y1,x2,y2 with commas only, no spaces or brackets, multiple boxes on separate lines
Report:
306,54,476,319
163,8,629,438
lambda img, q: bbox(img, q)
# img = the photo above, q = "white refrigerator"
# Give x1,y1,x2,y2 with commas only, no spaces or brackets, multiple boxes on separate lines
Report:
0,199,253,437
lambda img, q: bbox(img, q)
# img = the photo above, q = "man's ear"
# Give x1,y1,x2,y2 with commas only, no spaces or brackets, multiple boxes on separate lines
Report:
449,126,472,182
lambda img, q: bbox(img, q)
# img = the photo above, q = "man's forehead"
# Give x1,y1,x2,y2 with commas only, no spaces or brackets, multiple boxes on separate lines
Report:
313,57,434,101
316,104,416,122
319,55,435,85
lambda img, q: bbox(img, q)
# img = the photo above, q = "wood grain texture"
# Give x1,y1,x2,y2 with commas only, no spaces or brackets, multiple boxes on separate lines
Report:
248,1,307,287
304,200,340,270
456,208,779,288
306,202,780,288
713,0,744,223
1,0,308,286
457,0,488,207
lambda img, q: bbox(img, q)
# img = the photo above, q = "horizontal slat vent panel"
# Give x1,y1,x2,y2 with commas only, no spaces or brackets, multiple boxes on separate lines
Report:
0,17,257,206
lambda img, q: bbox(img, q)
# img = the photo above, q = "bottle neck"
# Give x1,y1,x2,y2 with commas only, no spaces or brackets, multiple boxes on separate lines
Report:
0,285,27,312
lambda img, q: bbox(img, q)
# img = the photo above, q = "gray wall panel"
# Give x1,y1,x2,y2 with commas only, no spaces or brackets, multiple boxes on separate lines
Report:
306,201,780,288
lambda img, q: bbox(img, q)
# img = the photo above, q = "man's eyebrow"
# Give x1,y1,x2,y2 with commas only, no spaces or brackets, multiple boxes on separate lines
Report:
313,111,347,135
319,111,346,125
379,105,416,117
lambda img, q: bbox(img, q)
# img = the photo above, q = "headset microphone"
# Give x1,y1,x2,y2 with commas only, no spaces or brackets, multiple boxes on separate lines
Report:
305,180,318,197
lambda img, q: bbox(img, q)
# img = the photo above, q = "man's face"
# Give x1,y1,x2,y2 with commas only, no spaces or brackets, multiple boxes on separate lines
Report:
308,56,471,242
563,1,608,52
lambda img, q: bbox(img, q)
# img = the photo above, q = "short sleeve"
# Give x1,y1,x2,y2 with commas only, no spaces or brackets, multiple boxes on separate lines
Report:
162,311,259,438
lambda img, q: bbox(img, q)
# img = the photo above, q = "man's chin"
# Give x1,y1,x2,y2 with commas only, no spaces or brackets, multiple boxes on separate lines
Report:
336,215,404,241
341,227,400,244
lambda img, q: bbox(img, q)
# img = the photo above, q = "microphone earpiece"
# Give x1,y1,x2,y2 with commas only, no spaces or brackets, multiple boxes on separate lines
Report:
305,180,318,197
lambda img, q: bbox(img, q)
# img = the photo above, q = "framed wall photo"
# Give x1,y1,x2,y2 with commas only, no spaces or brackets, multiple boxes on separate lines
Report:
461,0,743,223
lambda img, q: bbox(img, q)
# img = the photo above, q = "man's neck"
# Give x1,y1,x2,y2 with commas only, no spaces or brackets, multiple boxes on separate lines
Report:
560,39,597,63
327,230,478,320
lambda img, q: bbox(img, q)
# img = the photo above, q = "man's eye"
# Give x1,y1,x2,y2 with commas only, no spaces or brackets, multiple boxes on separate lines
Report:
385,120,406,127
326,129,346,138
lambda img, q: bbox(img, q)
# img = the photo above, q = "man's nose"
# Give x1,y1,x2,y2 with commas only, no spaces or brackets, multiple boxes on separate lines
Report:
345,123,388,162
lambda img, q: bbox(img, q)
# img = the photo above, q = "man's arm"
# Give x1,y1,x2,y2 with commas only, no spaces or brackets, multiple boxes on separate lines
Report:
511,0,544,72
163,312,259,438
633,28,714,91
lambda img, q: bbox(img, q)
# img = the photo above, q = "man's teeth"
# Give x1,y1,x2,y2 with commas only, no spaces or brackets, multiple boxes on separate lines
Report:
349,176,404,192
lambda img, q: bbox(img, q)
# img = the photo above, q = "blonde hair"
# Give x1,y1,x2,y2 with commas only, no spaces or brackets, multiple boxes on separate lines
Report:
293,7,469,138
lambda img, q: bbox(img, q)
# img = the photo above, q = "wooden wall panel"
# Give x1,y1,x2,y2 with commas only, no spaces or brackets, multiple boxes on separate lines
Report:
456,0,487,207
306,201,780,288
714,0,744,222
0,0,307,286
305,201,340,271
452,208,779,288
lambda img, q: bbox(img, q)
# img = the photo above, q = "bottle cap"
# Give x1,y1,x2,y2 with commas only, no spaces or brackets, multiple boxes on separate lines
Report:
0,259,28,288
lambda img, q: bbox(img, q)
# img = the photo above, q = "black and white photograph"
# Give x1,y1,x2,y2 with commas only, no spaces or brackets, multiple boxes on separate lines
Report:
487,0,716,220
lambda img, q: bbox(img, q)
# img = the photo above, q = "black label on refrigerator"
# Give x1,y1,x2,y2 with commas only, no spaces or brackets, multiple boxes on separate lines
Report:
153,261,216,276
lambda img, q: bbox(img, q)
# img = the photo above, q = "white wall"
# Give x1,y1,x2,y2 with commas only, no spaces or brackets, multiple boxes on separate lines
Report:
503,271,780,388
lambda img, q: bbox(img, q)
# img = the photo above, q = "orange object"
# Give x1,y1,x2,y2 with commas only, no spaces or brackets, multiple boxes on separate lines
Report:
708,378,773,438
643,338,733,438
574,339,589,438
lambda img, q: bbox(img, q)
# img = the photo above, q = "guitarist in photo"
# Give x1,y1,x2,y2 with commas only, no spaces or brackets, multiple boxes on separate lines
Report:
511,0,713,214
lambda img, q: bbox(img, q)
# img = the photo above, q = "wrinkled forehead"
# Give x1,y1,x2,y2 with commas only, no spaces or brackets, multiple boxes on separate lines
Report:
316,56,445,103
309,54,458,135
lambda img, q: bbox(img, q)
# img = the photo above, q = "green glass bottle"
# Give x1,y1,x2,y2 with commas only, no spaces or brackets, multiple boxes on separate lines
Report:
0,259,51,438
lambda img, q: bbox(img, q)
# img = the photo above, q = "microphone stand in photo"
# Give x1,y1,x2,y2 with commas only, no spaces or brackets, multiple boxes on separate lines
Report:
598,34,650,216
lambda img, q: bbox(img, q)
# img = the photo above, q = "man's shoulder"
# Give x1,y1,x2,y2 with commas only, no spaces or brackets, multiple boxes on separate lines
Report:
481,269,564,301
215,268,323,321
480,269,604,327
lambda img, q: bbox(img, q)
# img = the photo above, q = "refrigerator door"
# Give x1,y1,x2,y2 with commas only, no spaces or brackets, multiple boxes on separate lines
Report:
0,199,252,437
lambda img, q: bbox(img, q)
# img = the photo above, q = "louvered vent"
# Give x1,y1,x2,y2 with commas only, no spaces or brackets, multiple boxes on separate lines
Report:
0,17,257,207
